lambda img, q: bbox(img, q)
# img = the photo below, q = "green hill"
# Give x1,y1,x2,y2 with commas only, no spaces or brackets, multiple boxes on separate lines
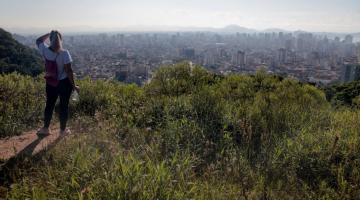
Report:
0,28,43,76
1,63,359,199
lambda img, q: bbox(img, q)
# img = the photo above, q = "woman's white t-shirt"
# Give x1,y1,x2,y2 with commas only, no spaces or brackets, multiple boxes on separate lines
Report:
38,42,73,80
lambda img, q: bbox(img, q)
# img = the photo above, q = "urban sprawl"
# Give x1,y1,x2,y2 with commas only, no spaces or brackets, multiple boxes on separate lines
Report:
16,31,360,85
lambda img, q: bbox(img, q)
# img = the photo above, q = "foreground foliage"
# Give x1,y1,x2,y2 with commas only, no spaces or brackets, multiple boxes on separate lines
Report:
0,73,44,137
2,63,360,199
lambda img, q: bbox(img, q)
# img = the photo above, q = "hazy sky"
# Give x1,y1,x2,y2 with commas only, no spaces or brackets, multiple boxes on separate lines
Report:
1,0,360,33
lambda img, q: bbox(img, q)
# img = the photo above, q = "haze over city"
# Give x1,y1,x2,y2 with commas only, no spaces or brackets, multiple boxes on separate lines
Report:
1,0,360,33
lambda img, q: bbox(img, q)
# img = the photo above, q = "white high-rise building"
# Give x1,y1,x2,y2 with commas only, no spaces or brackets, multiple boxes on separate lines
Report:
278,48,286,64
342,63,360,83
232,50,246,68
357,44,360,64
344,35,354,44
203,51,216,66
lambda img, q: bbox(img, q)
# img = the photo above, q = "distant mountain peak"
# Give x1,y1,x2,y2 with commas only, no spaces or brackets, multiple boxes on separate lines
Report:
219,25,256,33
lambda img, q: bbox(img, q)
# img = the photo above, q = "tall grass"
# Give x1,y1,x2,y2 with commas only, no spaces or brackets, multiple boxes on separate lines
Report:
2,63,360,199
0,73,44,137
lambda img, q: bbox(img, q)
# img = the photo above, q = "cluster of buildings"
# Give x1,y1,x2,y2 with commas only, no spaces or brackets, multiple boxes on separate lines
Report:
16,31,360,85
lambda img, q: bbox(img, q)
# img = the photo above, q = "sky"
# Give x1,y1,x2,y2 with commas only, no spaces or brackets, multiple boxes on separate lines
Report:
0,0,360,33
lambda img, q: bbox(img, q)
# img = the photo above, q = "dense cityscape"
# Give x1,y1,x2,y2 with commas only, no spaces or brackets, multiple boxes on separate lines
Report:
15,30,360,85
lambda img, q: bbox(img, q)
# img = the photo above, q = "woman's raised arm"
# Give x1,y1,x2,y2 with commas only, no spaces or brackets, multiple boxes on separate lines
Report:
36,33,50,47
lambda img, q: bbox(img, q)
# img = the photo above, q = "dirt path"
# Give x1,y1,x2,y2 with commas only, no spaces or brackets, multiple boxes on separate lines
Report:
0,128,63,161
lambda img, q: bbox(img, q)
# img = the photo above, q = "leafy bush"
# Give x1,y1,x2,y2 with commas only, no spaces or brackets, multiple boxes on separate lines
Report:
325,80,360,106
145,62,219,96
74,78,119,116
0,73,44,137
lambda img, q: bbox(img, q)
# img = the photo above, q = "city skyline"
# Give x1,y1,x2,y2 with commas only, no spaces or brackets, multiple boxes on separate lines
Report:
15,29,360,85
1,0,360,33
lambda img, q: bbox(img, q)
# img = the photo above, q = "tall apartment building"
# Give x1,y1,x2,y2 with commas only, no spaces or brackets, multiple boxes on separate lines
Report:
278,48,286,64
232,50,246,68
357,44,360,63
342,63,360,83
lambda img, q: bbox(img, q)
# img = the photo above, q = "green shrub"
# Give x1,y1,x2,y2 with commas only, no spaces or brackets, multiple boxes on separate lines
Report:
145,62,218,96
325,80,360,106
0,73,44,137
74,78,119,116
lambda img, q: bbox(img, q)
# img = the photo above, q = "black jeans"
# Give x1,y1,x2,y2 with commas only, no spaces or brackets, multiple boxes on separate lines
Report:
44,78,73,131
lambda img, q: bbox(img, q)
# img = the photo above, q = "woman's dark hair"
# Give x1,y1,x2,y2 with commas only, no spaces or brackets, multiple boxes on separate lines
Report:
49,30,63,52
50,30,62,41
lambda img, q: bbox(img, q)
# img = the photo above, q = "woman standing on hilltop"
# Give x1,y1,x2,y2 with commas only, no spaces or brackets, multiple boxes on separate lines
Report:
36,30,79,136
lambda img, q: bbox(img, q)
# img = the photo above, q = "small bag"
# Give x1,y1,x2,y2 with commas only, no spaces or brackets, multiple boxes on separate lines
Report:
44,53,59,87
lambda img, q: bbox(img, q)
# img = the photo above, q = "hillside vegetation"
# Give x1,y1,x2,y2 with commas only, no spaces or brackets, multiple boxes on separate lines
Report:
0,28,43,76
325,80,360,107
1,63,359,199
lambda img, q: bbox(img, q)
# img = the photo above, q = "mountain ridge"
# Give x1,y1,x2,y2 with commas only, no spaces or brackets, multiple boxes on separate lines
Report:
4,25,360,36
